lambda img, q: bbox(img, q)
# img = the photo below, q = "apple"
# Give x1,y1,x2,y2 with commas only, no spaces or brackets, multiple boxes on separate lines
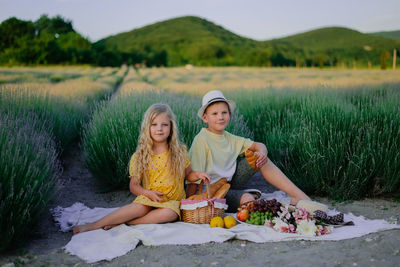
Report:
236,209,249,222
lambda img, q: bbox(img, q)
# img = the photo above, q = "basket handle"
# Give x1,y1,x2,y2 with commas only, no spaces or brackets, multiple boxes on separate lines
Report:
197,180,211,199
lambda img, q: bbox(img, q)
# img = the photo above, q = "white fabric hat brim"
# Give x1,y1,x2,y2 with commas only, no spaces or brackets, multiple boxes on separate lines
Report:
197,99,236,119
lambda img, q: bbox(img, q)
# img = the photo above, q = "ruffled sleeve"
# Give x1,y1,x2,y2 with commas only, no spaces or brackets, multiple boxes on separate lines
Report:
128,153,137,179
185,151,190,169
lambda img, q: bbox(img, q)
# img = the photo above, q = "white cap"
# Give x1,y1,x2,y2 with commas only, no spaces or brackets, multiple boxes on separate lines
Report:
197,90,236,119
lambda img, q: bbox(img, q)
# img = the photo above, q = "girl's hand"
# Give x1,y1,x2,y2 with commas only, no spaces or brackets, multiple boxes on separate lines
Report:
197,172,211,184
255,151,268,168
145,190,164,202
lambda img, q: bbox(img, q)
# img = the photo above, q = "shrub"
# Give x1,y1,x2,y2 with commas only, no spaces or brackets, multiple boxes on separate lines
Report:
230,85,400,200
0,87,86,150
0,112,61,251
0,66,126,251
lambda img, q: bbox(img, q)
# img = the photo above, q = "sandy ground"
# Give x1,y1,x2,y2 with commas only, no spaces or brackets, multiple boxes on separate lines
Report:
1,144,400,267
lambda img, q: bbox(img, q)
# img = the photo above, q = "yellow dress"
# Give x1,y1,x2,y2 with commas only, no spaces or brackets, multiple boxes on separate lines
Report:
128,151,189,217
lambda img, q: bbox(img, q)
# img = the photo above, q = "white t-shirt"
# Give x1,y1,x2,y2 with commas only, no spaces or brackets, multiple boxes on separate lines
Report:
189,128,254,184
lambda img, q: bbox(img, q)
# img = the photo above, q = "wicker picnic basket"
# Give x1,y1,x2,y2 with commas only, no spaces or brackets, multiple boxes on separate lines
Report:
181,181,227,224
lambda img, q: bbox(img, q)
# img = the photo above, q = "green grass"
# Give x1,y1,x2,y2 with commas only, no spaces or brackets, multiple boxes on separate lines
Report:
230,84,400,200
0,87,87,150
0,87,86,251
0,66,126,251
0,68,82,84
0,67,126,150
84,81,400,198
0,112,61,251
83,90,252,188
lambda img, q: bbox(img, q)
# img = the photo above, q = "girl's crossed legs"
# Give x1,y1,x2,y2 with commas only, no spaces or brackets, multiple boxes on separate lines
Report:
73,202,178,235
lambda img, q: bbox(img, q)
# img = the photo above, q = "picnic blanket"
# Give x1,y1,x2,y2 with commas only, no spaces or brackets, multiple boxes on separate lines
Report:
51,191,400,263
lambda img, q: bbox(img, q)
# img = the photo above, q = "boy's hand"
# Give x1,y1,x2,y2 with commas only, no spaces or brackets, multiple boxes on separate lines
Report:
255,151,268,168
145,190,164,202
197,172,211,184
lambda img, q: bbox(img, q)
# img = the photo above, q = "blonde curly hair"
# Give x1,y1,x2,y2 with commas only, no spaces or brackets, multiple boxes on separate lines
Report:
131,103,187,186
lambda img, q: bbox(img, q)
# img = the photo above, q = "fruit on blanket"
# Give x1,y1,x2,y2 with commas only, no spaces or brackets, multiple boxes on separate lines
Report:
224,216,237,229
245,211,274,225
210,216,224,228
238,199,282,216
236,209,249,222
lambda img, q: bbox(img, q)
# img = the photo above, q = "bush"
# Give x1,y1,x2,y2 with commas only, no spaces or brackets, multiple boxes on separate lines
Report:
0,87,86,150
0,112,61,251
230,85,400,200
0,67,126,251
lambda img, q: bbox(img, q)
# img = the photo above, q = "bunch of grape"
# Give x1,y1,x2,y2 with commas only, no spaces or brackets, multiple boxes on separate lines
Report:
245,210,274,225
265,199,282,216
239,198,282,216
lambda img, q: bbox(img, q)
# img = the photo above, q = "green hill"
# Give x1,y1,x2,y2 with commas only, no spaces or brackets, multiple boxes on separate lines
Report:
273,27,397,51
94,16,262,66
369,30,400,40
267,27,400,67
97,16,254,51
95,16,306,67
96,17,399,67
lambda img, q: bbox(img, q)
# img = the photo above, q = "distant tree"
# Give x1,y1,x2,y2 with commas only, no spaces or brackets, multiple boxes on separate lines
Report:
57,32,92,63
244,49,272,66
94,49,122,67
270,52,295,67
0,15,95,65
0,17,35,50
191,43,228,65
146,49,167,67
380,49,389,70
34,14,74,36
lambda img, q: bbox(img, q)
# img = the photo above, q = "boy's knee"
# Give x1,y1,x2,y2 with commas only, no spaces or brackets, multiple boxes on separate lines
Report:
240,193,255,205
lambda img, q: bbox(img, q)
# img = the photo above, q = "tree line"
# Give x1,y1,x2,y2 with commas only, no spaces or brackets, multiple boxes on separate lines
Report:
0,15,398,68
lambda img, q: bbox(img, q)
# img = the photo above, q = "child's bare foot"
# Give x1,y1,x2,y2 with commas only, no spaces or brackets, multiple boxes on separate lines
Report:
290,197,299,206
73,224,93,235
103,224,119,230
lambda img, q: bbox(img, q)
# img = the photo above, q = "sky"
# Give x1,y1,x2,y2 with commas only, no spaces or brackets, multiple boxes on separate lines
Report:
1,0,399,42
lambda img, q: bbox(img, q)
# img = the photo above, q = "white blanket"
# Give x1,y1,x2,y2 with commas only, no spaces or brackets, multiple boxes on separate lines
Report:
51,191,400,263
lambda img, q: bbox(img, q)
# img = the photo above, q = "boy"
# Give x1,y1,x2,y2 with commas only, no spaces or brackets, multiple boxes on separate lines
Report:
187,90,311,211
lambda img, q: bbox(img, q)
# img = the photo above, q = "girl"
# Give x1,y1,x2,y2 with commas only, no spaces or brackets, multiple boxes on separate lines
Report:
73,103,210,234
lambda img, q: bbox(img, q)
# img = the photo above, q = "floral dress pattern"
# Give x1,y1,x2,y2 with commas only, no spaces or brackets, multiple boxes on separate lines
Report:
129,151,189,217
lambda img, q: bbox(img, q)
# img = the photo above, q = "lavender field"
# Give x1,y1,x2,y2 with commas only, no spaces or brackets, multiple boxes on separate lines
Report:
1,66,400,251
